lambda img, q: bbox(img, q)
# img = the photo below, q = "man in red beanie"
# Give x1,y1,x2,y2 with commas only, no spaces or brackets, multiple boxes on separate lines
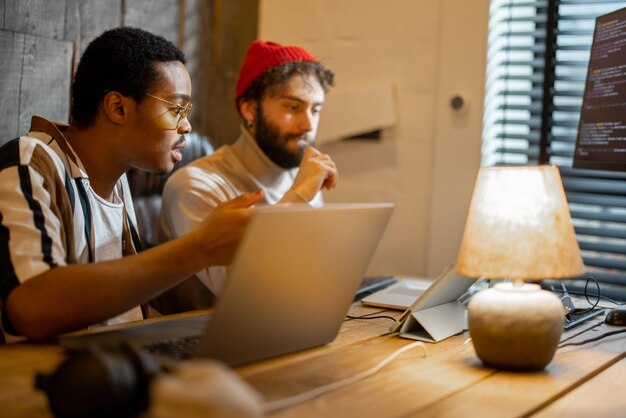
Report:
154,40,338,312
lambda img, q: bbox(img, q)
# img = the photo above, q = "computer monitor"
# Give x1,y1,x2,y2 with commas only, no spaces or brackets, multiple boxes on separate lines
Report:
572,6,626,325
573,6,626,172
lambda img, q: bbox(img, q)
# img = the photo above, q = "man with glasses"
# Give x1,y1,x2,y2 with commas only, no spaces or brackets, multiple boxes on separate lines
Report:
0,27,260,341
155,41,338,312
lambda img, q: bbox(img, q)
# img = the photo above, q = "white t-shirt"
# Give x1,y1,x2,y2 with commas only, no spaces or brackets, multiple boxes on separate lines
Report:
89,183,143,325
159,126,323,295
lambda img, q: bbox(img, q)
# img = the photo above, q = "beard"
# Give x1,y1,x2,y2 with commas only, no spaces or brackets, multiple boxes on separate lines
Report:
254,107,314,169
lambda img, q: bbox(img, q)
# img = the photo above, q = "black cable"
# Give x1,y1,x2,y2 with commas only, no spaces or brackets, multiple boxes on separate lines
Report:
568,276,601,315
551,289,626,306
551,276,616,317
345,308,397,322
345,314,397,322
559,319,604,345
344,308,387,320
558,289,624,307
558,328,626,349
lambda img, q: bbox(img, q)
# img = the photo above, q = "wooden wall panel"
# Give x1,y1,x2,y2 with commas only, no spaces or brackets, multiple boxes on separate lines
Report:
181,0,204,132
63,0,79,43
78,0,122,57
200,0,259,147
18,35,72,134
183,0,202,75
0,31,25,143
123,0,179,45
4,0,67,40
1,0,6,30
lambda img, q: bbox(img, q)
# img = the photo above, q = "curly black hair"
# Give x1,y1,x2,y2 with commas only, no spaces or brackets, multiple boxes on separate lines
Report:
239,61,334,107
71,27,186,128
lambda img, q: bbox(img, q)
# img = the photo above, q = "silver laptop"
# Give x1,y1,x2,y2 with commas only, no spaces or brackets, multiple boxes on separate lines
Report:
361,278,433,310
61,203,393,366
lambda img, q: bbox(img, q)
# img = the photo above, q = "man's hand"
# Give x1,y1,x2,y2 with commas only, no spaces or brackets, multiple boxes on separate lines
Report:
287,147,338,202
4,191,265,340
192,190,264,266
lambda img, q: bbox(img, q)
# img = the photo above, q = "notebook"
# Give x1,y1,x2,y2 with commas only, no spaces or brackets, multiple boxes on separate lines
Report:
61,203,394,366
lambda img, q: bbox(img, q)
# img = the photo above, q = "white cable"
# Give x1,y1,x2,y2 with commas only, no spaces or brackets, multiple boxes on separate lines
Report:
260,341,428,414
560,294,574,315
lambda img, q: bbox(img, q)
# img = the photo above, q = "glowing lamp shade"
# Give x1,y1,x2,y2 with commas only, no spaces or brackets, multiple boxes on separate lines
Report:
456,165,585,371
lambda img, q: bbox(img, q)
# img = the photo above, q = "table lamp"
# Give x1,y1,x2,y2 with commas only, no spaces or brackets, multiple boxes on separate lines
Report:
456,165,585,371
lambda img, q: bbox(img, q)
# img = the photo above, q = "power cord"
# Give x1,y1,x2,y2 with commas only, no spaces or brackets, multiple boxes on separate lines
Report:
345,309,397,322
557,277,626,348
552,276,626,312
559,328,626,349
345,314,397,322
260,341,428,414
560,293,574,316
556,289,624,308
555,277,602,316
571,277,601,315
558,319,605,346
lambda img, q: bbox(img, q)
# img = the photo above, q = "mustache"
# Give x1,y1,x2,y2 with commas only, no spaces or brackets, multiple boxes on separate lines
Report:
286,133,313,142
175,135,186,147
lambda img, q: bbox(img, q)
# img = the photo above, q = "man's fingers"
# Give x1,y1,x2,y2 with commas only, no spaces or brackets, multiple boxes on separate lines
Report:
291,148,338,197
303,146,321,159
309,153,338,190
219,190,264,209
322,166,338,190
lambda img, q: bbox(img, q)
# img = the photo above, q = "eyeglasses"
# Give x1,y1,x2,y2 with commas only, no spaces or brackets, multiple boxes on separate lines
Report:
145,93,193,130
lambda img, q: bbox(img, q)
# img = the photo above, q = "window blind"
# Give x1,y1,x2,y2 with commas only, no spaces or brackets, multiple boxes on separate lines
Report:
483,0,626,300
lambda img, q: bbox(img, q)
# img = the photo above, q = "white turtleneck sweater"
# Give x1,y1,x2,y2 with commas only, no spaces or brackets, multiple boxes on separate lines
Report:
159,126,323,296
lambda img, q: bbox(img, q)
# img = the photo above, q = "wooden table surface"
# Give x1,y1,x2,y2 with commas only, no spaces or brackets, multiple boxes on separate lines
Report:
1,303,625,417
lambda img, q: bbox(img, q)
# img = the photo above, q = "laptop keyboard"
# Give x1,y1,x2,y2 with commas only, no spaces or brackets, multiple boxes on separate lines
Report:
142,335,201,360
141,277,396,360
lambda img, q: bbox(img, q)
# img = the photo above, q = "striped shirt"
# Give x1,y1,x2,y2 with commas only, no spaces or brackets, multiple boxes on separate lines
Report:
0,116,143,340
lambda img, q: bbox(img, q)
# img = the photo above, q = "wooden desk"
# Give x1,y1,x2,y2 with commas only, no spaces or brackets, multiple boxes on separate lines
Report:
1,304,625,417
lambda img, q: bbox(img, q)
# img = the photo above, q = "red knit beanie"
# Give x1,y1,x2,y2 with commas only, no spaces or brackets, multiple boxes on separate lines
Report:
235,40,317,100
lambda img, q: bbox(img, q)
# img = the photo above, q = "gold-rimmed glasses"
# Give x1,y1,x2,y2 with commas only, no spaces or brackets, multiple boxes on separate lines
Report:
145,93,193,130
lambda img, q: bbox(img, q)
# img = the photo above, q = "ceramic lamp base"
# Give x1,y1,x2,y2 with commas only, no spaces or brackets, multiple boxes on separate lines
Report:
468,282,564,371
